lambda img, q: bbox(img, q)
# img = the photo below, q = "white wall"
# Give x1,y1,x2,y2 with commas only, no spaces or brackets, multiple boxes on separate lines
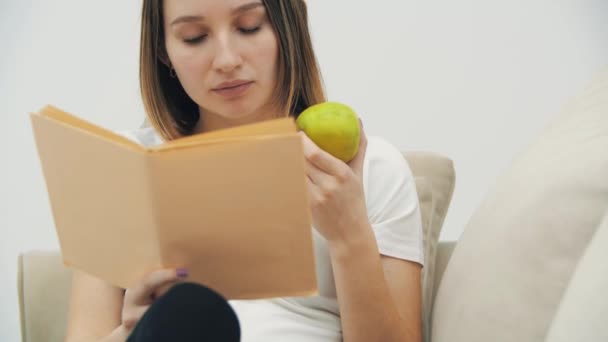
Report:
1,0,607,340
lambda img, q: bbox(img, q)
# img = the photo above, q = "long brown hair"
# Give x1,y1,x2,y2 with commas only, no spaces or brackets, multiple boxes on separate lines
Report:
139,0,326,141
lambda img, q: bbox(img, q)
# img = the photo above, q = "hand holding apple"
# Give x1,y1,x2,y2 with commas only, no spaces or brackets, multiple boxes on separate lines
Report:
297,102,370,245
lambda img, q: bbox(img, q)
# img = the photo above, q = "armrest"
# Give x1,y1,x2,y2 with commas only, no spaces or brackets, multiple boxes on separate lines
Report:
18,250,72,342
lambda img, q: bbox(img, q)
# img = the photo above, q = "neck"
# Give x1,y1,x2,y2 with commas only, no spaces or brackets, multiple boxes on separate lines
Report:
193,106,283,134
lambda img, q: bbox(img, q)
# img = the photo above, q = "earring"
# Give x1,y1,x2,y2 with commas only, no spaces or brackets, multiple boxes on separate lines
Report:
169,66,177,78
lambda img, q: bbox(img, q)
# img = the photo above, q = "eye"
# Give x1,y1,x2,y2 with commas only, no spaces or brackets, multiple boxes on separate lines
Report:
183,35,207,45
239,26,261,34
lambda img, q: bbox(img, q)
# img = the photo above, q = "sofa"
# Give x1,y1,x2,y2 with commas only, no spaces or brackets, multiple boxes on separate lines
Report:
18,150,457,342
17,242,457,342
18,65,608,342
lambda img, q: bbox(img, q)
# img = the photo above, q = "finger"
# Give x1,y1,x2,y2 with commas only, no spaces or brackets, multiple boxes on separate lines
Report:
305,177,322,207
153,279,184,300
304,159,334,188
348,119,368,177
122,304,150,331
299,131,347,176
129,268,186,305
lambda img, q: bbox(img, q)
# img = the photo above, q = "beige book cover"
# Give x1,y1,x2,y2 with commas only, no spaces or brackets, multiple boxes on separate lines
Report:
29,105,317,299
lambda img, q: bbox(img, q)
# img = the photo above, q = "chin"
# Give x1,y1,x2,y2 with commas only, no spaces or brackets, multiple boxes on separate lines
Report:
219,101,261,120
221,107,254,120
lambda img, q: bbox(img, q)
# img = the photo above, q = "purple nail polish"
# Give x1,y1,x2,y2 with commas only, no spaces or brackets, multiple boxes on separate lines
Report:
176,268,189,278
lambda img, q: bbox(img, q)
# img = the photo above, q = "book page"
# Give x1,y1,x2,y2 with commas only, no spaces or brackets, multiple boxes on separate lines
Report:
149,134,317,299
36,105,297,153
30,110,161,287
36,105,144,151
151,116,298,152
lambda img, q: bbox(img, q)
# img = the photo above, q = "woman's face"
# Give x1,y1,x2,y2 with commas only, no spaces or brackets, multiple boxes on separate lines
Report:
163,0,279,129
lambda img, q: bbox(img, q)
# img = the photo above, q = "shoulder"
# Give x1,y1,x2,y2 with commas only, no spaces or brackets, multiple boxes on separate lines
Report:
363,136,414,185
115,126,164,147
363,136,417,214
362,136,424,263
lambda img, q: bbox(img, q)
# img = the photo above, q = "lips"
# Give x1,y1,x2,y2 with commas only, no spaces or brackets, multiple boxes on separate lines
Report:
212,80,254,98
213,80,253,91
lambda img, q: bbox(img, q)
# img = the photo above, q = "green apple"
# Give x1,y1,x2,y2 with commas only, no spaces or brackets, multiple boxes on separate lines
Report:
296,102,360,163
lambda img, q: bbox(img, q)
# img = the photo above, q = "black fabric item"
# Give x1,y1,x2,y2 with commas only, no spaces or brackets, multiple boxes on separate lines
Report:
127,282,240,342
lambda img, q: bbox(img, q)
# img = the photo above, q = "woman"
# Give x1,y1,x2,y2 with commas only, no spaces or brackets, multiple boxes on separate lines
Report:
65,0,424,341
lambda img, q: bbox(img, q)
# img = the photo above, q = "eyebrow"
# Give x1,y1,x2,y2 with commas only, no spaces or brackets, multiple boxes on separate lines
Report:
170,2,264,26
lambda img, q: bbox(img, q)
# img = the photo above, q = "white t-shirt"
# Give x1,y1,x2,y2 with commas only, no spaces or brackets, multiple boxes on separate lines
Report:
118,126,424,342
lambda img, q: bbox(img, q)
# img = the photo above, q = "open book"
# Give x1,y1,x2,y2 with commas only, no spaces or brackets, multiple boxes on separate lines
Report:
30,106,317,299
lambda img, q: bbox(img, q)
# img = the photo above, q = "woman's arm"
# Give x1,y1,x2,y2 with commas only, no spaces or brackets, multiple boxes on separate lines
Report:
65,268,185,342
64,271,126,342
329,227,422,342
299,125,423,342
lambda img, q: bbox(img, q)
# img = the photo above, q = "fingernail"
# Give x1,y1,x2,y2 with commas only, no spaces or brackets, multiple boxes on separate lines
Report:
176,268,189,278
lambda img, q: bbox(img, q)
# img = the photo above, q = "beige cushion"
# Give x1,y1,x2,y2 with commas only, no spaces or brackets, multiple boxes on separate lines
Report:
404,152,455,342
432,66,608,342
545,210,608,342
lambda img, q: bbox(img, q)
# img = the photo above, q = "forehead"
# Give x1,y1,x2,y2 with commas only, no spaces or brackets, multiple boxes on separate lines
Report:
163,0,264,18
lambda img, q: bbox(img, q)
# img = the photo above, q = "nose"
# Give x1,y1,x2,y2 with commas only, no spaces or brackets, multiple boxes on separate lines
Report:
212,33,243,73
